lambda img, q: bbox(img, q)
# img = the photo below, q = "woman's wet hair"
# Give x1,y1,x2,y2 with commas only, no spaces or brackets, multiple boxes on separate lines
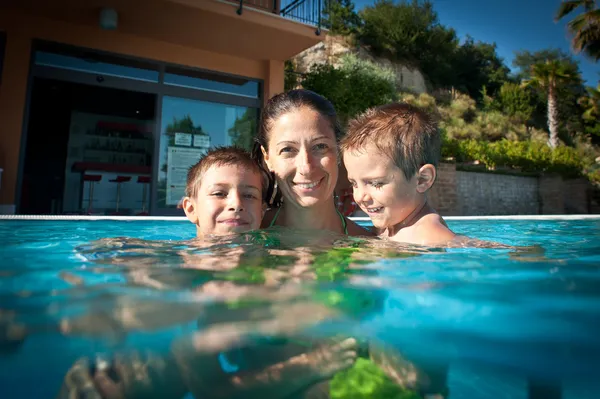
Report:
251,89,343,208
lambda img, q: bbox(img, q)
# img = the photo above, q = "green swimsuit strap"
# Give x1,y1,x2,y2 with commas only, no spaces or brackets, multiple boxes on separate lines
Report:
336,209,349,235
269,206,348,234
268,207,282,228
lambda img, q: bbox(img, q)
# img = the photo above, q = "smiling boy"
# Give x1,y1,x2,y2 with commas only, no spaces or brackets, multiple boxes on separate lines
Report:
341,102,455,247
182,146,265,237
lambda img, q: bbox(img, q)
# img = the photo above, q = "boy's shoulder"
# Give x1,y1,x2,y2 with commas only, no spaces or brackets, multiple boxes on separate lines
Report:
410,212,456,245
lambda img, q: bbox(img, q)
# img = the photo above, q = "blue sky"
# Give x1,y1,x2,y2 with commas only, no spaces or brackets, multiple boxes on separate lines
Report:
353,0,600,86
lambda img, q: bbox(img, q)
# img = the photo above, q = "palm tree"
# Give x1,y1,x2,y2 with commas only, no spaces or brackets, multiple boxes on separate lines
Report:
578,83,600,120
555,0,600,61
522,60,579,148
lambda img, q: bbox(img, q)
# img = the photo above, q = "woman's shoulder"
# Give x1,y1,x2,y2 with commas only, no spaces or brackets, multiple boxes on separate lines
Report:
345,217,376,237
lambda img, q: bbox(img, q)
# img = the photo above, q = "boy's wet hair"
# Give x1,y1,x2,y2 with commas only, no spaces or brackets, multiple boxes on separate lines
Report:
341,102,441,179
251,89,343,207
185,146,266,199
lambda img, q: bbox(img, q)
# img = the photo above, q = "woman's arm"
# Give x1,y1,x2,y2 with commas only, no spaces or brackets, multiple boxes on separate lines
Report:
174,338,358,399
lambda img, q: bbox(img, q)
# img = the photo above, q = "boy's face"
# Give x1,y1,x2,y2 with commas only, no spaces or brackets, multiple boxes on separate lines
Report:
343,145,422,231
183,164,263,237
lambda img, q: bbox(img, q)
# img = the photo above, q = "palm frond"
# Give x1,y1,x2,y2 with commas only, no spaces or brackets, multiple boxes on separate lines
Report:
586,84,600,98
568,13,592,32
556,0,587,21
573,23,600,59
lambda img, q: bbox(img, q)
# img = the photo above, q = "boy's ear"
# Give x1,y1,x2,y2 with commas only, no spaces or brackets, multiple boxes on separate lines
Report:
182,197,198,224
416,164,436,193
261,146,273,171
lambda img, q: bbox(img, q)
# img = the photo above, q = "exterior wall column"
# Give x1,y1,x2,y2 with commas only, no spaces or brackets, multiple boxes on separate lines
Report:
263,59,284,105
0,31,31,208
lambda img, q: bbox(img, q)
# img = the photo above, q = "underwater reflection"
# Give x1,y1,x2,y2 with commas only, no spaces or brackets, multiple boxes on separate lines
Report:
1,227,574,399
4,227,449,399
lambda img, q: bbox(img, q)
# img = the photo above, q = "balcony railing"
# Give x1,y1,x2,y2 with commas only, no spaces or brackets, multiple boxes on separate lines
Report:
228,0,326,34
280,0,324,31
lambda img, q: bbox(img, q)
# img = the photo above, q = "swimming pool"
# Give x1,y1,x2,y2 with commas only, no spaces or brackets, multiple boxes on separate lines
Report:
0,216,599,398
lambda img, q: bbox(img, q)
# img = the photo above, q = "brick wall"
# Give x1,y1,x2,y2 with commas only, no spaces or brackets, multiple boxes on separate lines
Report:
456,170,539,215
428,162,459,215
563,178,590,214
427,163,595,216
538,176,564,214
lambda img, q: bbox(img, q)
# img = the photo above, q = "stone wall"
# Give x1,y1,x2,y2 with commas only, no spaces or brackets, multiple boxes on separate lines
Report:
456,171,539,215
291,35,428,94
538,176,565,215
564,178,591,214
427,163,594,216
428,163,459,215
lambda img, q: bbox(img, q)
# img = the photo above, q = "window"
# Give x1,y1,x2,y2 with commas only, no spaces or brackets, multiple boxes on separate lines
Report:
164,66,259,98
156,96,258,209
35,51,160,82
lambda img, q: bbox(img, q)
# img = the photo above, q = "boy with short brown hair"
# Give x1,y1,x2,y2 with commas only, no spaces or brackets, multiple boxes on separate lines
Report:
182,146,266,237
341,102,456,247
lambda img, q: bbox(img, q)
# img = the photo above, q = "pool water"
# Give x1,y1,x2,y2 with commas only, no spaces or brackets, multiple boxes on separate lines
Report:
0,217,599,398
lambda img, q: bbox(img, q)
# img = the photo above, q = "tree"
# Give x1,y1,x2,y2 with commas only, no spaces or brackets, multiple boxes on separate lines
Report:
579,83,600,120
555,0,600,61
578,83,600,137
164,115,205,146
522,60,580,148
300,54,396,123
513,49,585,134
512,49,575,80
493,82,535,123
358,0,459,88
228,109,258,150
452,36,511,101
322,0,361,35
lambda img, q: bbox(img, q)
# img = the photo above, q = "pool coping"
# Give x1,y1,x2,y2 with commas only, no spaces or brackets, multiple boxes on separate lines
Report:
0,215,599,221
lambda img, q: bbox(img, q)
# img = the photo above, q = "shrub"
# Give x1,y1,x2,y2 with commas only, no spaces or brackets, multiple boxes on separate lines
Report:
442,138,587,178
301,54,397,122
492,82,535,123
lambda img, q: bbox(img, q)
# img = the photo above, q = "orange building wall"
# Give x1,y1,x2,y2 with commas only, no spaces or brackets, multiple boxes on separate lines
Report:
0,8,286,206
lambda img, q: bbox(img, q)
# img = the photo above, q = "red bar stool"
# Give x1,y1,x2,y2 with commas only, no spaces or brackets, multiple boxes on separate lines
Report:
83,174,102,214
109,176,131,214
137,175,151,216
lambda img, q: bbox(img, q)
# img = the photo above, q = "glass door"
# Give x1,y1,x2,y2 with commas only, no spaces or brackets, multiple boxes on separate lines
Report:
155,96,258,214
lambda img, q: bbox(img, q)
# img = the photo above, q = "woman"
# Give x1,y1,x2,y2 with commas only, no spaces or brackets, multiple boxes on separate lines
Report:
252,89,371,237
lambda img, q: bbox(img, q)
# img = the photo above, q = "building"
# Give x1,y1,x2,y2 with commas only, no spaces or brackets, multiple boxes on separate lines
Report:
0,0,326,215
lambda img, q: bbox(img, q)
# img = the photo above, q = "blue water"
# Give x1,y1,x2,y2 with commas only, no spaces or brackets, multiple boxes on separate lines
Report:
0,218,599,398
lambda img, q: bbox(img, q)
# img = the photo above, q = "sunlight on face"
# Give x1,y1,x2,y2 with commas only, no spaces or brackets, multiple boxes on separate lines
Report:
190,164,263,236
343,145,420,231
263,107,339,209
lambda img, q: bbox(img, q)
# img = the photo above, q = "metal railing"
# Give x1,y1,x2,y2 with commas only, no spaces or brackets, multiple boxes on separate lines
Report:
230,0,326,34
280,0,325,33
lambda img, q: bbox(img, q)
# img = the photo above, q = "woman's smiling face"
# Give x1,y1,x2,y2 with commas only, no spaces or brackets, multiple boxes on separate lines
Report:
262,106,339,209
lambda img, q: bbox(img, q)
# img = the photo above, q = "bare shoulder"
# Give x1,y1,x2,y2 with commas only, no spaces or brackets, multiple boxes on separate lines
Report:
345,217,376,237
413,213,456,244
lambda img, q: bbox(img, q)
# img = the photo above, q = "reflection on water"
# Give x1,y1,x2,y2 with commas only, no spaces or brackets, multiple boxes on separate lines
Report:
1,221,600,398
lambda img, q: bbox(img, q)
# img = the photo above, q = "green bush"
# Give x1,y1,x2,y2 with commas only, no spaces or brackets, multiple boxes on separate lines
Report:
442,138,587,178
492,82,535,123
587,169,600,186
301,54,397,122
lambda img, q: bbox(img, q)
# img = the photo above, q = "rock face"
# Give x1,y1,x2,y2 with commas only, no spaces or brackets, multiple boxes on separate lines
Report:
292,35,428,94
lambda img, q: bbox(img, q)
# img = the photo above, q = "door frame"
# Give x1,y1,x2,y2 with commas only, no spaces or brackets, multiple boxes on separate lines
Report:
17,40,263,216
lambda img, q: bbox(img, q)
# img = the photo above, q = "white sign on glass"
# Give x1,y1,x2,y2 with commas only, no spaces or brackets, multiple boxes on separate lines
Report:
166,146,208,205
193,134,211,148
174,132,192,147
